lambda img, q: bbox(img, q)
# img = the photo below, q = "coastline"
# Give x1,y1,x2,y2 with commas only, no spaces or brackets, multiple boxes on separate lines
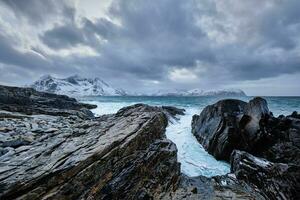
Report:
0,85,299,199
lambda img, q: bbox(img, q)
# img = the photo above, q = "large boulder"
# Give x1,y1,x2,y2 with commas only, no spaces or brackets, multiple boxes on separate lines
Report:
192,97,300,199
191,99,246,160
192,97,275,161
231,150,300,199
0,85,96,119
0,104,180,199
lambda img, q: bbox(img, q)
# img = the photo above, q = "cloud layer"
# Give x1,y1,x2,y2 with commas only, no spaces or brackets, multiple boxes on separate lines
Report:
0,0,299,95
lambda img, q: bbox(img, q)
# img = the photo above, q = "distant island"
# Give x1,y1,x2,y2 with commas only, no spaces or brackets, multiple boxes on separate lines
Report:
31,75,247,97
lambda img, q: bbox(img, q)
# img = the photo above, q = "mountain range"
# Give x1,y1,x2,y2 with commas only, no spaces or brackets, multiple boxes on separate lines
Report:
30,75,246,97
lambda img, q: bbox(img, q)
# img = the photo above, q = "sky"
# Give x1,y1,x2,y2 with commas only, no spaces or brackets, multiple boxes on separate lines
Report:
0,0,299,96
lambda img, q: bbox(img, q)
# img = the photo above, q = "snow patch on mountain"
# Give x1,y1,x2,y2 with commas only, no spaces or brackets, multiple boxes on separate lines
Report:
149,88,246,96
31,75,246,97
31,75,127,97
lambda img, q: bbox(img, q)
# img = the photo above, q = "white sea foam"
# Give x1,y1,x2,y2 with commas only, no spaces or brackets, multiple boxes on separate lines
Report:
166,108,230,177
85,100,230,177
84,101,136,116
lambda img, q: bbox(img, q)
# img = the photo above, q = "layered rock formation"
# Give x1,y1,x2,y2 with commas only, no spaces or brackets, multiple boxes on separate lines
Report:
192,97,300,199
0,85,96,119
0,103,181,199
2,85,297,199
231,150,299,200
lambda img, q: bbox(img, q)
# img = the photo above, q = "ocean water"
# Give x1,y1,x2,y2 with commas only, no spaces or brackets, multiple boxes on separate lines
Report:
81,96,300,177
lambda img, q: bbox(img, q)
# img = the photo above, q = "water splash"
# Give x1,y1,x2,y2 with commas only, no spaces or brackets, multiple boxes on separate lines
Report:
166,108,230,177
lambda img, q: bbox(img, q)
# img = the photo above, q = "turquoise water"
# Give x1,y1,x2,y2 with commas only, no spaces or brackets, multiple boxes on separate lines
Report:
81,96,300,177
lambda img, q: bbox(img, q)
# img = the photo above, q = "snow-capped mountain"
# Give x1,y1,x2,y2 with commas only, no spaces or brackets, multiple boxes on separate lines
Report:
150,89,189,96
200,89,246,96
149,88,246,96
31,75,127,97
31,75,246,97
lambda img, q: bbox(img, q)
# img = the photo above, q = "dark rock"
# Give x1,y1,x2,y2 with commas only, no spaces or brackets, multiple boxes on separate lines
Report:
0,104,180,199
0,85,96,119
162,174,265,199
191,99,247,160
231,150,300,200
192,97,300,199
191,97,299,162
1,138,31,148
116,104,185,121
291,111,300,119
162,106,185,116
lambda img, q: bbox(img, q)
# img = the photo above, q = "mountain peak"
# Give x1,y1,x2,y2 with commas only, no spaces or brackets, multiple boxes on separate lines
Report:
31,75,127,97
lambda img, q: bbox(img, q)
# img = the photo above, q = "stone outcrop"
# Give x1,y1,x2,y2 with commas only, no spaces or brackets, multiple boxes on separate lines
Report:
192,97,300,199
2,85,298,199
191,99,247,160
163,174,265,199
0,104,180,199
191,97,293,161
0,85,96,119
231,150,300,200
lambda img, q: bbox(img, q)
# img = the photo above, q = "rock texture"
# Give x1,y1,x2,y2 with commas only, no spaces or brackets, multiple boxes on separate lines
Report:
163,174,265,200
0,104,180,199
192,97,300,199
0,85,96,119
192,97,278,161
2,85,297,199
191,99,247,160
231,150,300,200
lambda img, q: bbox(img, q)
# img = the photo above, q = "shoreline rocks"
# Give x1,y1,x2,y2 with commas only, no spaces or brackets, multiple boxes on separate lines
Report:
231,150,299,199
0,85,96,119
0,104,180,199
1,85,299,199
192,97,300,199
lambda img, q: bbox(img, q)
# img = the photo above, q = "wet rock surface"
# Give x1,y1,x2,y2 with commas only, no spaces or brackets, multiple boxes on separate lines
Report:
0,85,96,119
1,85,298,199
0,104,181,199
163,174,265,200
231,150,300,200
191,99,247,160
192,97,300,199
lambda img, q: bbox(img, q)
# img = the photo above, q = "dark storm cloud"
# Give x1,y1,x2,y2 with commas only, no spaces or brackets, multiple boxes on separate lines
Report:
38,0,216,82
0,33,52,70
40,23,85,49
257,0,300,50
0,0,299,94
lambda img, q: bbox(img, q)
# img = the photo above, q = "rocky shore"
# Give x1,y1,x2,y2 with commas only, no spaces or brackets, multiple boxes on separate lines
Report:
192,97,300,199
0,85,299,199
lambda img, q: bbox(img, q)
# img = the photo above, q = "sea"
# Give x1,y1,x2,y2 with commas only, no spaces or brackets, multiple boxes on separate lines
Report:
80,96,300,177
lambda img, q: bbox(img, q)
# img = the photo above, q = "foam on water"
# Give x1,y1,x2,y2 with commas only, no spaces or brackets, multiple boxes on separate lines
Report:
84,100,231,177
166,108,230,177
82,96,299,177
84,101,136,115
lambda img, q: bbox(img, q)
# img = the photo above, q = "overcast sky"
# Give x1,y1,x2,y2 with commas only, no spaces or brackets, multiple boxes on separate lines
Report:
0,0,299,96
